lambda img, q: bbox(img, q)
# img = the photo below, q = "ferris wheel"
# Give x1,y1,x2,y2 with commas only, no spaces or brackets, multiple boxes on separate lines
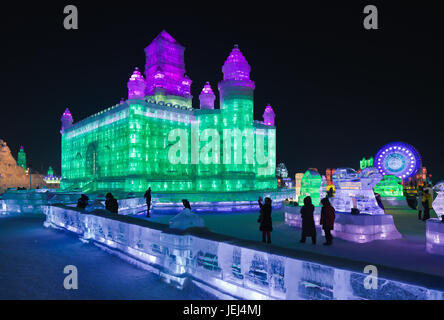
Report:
375,142,422,180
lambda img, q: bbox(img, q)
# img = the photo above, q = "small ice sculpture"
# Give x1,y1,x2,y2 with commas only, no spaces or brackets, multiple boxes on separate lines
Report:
169,205,205,230
85,199,105,212
330,167,384,215
433,181,444,220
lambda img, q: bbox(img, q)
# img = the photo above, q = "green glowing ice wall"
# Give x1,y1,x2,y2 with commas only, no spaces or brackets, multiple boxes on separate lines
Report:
60,101,276,193
374,174,404,197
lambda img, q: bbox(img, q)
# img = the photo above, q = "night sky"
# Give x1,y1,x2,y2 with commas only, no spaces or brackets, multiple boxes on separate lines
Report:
1,2,443,181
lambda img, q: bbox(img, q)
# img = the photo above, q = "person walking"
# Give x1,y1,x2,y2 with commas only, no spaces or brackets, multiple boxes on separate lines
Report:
422,189,433,221
374,192,385,211
144,187,152,217
320,197,335,245
105,193,119,214
417,187,424,220
300,196,316,244
258,197,273,244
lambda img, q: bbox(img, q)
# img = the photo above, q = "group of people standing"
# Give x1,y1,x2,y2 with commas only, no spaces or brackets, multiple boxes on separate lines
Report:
257,195,336,246
76,192,119,215
417,183,434,221
300,196,336,245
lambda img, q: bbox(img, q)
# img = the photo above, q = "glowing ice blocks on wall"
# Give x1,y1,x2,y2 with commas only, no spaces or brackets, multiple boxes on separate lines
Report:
45,205,444,299
432,181,444,220
299,170,322,206
374,175,404,197
330,167,384,215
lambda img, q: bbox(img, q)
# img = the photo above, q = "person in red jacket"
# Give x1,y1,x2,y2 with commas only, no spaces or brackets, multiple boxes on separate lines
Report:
320,197,335,245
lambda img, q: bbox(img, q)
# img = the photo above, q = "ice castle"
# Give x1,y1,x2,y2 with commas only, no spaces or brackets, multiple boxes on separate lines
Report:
60,31,277,194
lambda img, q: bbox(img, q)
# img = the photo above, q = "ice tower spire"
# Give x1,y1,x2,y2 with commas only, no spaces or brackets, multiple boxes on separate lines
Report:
60,108,73,134
263,104,275,126
144,30,192,107
199,82,216,109
222,44,252,81
127,67,146,100
17,146,26,169
218,44,255,123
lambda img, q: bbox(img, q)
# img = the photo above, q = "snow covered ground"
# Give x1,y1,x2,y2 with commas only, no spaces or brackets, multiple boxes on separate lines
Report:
0,215,217,299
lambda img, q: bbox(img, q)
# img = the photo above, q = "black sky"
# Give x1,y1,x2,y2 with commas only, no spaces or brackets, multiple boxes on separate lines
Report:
1,1,443,181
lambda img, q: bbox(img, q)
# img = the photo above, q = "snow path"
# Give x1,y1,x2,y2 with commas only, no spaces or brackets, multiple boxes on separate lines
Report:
0,215,217,300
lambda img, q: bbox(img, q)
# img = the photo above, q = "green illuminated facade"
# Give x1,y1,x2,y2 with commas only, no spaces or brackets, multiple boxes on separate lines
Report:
374,174,404,197
299,169,322,206
17,146,26,169
60,32,276,194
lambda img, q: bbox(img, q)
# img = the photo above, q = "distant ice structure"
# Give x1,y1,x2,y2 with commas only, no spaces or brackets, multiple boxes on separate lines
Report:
299,169,322,206
432,181,444,220
44,205,444,299
169,208,205,230
426,218,444,256
330,167,384,215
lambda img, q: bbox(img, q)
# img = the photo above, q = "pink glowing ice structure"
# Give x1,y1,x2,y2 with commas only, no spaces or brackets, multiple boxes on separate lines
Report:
144,30,192,99
127,67,146,99
60,108,73,134
199,82,216,109
263,104,276,126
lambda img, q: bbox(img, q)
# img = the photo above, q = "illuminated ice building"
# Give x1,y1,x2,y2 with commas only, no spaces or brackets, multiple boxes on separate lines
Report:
60,31,277,196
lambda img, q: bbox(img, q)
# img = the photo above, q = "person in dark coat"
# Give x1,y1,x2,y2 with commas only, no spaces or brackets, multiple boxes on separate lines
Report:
320,197,335,245
105,192,118,214
258,197,273,243
300,196,316,244
76,194,89,209
374,192,385,211
144,187,152,217
422,189,433,221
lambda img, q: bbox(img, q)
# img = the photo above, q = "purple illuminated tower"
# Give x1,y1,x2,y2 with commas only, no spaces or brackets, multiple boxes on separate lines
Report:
60,108,73,134
218,44,255,127
263,104,276,126
144,30,192,107
127,67,146,100
199,82,216,109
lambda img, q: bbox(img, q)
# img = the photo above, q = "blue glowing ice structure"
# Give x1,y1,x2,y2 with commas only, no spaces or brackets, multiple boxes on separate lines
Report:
426,218,444,256
44,205,444,299
0,189,81,215
330,167,384,215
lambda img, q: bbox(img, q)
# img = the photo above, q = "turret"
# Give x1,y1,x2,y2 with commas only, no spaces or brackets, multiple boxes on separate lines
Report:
263,104,275,126
60,108,73,134
199,82,216,109
17,146,26,169
144,30,192,104
127,67,146,100
218,45,255,126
